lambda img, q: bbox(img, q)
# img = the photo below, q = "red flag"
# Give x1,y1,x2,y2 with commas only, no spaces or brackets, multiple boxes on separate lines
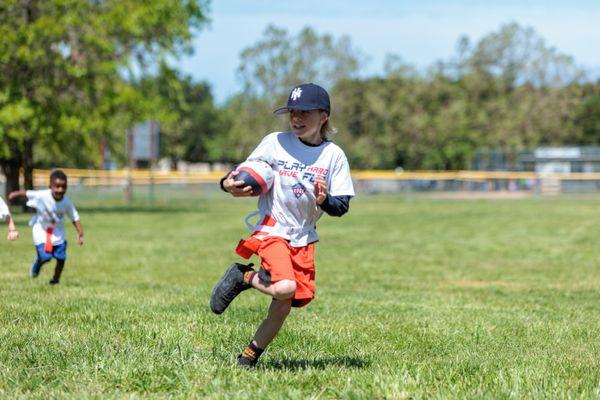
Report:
44,227,54,253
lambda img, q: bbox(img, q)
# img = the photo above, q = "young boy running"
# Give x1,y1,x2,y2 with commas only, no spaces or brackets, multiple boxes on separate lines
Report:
9,170,84,284
0,196,19,241
210,83,355,368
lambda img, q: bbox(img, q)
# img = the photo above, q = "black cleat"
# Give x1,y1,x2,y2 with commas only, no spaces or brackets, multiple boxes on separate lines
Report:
210,263,254,314
49,278,60,285
237,354,257,369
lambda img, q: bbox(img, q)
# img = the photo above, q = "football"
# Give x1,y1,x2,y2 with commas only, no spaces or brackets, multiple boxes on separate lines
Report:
235,160,275,196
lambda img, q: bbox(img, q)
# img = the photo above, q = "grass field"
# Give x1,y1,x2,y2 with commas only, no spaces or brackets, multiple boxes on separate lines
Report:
1,194,599,398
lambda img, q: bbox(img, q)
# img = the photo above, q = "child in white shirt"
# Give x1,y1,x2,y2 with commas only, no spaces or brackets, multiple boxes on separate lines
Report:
9,170,84,284
211,83,354,368
0,196,19,241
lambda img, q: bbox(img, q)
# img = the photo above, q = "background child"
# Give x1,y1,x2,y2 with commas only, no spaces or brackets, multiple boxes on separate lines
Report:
9,169,84,284
0,196,19,241
211,83,355,368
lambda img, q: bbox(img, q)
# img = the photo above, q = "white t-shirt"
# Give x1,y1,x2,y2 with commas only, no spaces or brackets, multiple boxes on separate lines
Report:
26,189,80,246
246,131,355,247
0,196,10,220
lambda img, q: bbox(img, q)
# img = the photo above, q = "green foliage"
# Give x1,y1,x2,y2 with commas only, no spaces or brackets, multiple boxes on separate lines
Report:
1,195,599,397
2,13,598,173
238,25,364,101
329,23,593,170
209,94,284,163
209,25,366,163
136,64,221,165
0,0,209,186
577,87,600,144
215,22,596,170
464,22,583,88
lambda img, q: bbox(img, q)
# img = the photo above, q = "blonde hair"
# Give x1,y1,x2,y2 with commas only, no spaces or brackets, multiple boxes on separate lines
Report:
320,116,337,140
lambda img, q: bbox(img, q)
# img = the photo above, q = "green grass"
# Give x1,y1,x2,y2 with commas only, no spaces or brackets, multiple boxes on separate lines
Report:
1,195,599,399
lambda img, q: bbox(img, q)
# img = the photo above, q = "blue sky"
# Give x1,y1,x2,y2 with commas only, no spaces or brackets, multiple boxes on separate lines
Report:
178,0,600,103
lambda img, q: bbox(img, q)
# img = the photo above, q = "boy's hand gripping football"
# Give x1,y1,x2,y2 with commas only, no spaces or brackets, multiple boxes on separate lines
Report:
223,170,253,197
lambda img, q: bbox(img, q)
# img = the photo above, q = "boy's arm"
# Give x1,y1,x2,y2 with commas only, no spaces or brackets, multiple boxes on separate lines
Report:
73,220,84,245
314,175,352,217
6,215,18,241
8,190,27,204
318,195,351,217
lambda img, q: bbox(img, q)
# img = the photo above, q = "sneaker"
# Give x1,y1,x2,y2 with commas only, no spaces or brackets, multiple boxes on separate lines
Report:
210,263,254,314
49,278,60,285
30,258,42,278
237,354,257,369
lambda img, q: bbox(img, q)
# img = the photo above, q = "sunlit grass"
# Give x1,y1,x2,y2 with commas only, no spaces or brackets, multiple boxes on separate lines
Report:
1,195,599,398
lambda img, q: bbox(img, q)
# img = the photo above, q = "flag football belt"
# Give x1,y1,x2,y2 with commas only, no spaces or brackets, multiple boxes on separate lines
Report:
235,214,276,259
44,226,54,253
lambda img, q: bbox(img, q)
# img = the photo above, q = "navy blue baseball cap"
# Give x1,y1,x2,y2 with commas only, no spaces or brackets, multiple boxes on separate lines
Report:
273,83,331,115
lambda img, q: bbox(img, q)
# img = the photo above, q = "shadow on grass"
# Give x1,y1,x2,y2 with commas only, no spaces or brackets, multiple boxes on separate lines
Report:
263,355,370,371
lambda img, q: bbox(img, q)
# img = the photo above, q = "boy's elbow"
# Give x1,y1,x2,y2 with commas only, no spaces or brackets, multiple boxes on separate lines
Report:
328,202,349,217
321,195,351,217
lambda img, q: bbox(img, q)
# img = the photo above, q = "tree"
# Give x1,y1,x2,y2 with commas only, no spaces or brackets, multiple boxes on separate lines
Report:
576,83,600,145
237,25,364,103
463,22,583,89
217,25,364,163
331,23,589,170
450,23,585,161
137,64,221,166
0,0,209,196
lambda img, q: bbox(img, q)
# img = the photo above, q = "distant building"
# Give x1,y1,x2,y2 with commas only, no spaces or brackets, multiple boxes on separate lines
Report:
518,147,600,173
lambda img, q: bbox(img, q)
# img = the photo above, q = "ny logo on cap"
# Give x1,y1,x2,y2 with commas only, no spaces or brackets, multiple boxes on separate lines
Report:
290,87,302,101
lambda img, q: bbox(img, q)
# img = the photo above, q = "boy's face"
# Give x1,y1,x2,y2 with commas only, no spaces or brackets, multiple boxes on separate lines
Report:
50,178,67,200
289,109,328,141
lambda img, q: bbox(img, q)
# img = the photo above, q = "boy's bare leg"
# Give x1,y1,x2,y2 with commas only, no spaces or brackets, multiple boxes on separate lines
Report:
249,274,296,300
50,260,65,284
237,277,296,367
252,298,292,349
247,275,296,347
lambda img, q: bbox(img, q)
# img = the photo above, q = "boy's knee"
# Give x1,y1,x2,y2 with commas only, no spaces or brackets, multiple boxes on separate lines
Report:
269,299,292,319
272,280,296,300
38,254,53,264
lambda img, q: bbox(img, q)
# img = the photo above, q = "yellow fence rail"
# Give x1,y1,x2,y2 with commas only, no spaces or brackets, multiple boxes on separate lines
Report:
28,168,224,187
2,168,595,188
353,170,600,181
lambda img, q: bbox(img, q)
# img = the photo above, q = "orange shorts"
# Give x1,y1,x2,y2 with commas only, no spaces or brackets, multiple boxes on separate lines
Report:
236,235,315,307
258,237,315,307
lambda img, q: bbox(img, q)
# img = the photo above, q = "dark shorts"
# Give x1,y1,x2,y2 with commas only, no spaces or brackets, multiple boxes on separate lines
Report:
35,241,67,263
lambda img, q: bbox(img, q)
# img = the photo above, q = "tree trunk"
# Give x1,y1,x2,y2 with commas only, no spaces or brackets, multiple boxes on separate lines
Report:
22,139,35,212
23,139,34,190
1,158,21,200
